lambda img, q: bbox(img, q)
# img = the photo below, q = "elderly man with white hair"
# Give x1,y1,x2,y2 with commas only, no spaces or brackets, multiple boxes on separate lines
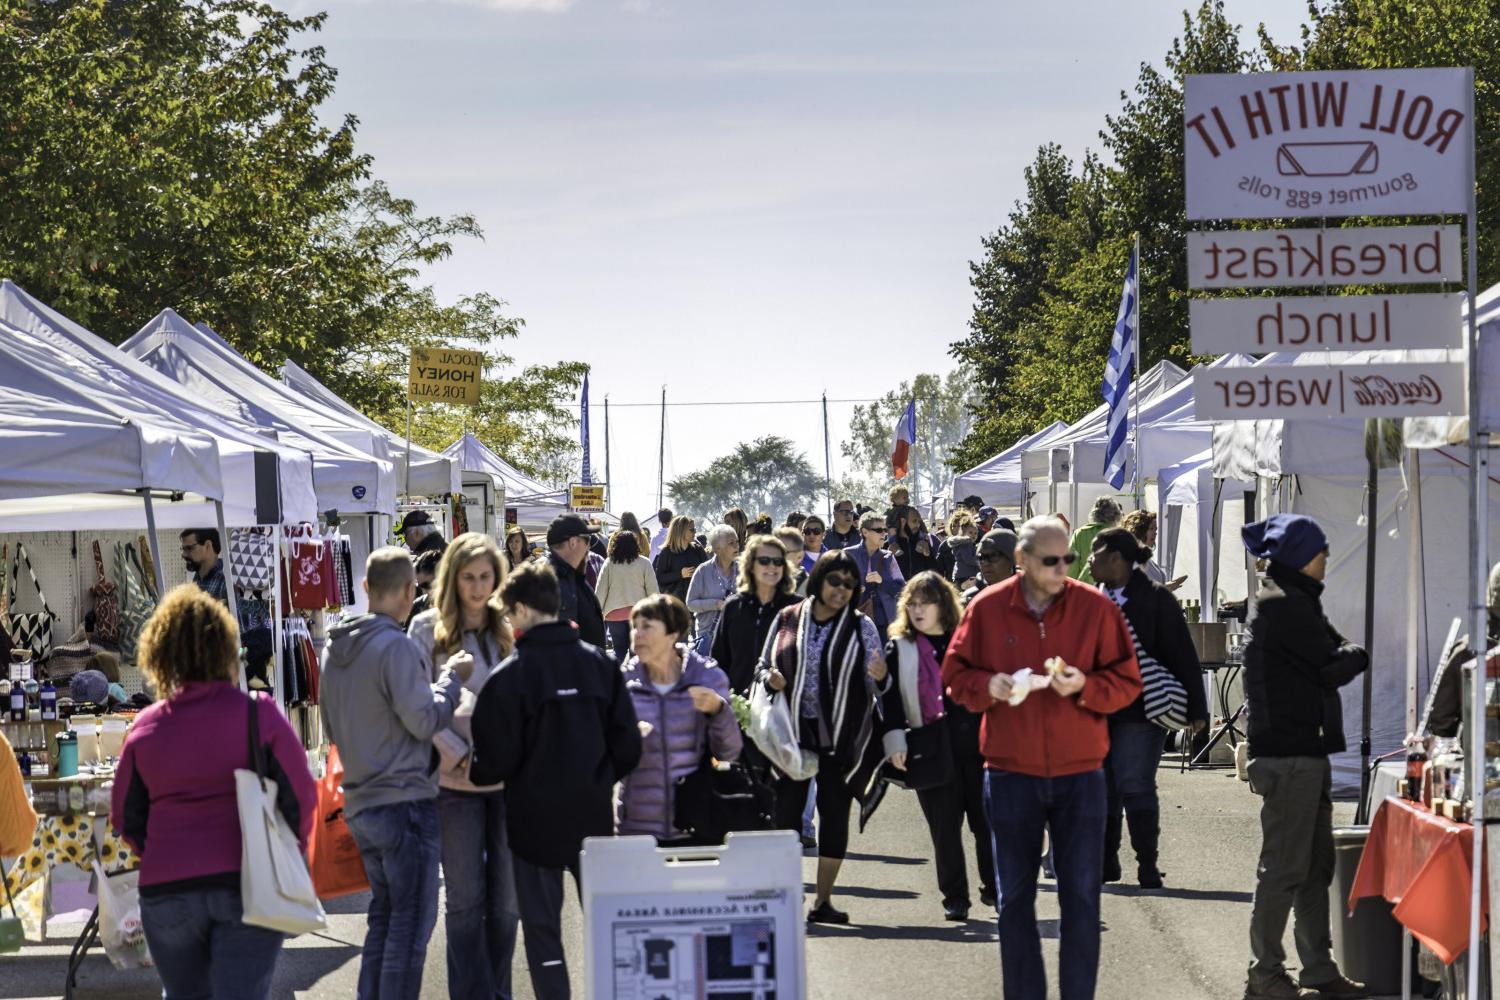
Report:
942,515,1141,1000
685,524,741,655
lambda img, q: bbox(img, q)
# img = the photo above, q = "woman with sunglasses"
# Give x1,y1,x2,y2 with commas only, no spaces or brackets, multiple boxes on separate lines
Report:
711,534,802,696
756,550,889,924
847,512,906,641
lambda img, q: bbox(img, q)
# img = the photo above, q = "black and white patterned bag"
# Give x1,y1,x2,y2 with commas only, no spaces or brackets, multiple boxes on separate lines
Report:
5,542,57,663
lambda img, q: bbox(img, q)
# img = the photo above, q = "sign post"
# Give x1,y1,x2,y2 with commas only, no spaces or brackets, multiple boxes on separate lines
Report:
406,346,484,496
1186,66,1482,998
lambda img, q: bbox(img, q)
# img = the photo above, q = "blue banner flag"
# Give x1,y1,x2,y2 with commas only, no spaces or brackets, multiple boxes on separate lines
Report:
580,373,591,485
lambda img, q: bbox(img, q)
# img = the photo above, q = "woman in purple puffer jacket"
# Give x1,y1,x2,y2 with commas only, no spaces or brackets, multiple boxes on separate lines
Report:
617,594,742,843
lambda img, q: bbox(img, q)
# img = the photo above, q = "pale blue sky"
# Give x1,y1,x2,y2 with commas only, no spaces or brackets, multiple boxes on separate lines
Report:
302,0,1310,517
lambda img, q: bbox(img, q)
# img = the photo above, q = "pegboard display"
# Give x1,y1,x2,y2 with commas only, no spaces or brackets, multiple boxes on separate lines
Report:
1,529,195,643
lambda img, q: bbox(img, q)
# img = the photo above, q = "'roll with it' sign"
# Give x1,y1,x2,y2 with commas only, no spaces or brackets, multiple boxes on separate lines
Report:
409,347,484,407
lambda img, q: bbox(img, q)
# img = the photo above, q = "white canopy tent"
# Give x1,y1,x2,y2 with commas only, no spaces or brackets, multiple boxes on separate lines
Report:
442,434,571,534
279,359,459,497
123,310,396,516
1212,348,1499,796
0,281,318,528
950,421,1069,510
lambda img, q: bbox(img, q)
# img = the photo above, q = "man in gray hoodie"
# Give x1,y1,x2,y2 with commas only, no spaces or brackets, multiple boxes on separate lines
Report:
321,546,474,1000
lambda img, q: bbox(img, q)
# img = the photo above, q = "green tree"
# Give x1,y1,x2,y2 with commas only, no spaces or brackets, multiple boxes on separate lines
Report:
840,371,979,500
669,437,821,522
0,0,582,483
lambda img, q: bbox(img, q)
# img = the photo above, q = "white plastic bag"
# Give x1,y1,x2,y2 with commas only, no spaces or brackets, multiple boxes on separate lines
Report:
747,681,818,781
91,860,152,970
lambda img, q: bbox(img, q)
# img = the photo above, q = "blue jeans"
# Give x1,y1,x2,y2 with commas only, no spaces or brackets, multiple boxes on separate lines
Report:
437,789,520,1000
605,620,631,665
1104,718,1163,814
984,768,1107,1000
346,798,442,1000
139,886,285,1000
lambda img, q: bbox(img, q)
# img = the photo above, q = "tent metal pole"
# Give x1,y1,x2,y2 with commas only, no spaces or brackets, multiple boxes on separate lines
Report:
1463,66,1484,1000
214,499,247,695
1356,442,1378,825
140,492,167,596
1405,449,1423,737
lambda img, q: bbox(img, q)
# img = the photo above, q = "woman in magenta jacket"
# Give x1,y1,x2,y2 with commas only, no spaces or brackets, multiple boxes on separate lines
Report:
616,594,741,843
111,586,317,1000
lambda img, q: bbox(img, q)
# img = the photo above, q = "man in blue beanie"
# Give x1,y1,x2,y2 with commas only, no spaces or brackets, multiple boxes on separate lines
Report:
1239,514,1370,1000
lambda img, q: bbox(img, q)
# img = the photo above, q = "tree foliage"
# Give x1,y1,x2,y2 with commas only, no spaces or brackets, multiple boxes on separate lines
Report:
840,371,978,499
0,0,581,482
668,437,821,522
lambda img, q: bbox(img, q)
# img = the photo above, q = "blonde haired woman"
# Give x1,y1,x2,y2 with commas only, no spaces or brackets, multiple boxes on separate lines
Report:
408,533,519,1000
111,586,316,999
881,571,995,921
652,515,707,602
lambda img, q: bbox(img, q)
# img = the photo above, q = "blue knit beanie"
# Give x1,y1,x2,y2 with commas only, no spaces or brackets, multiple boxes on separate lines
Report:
1241,514,1328,570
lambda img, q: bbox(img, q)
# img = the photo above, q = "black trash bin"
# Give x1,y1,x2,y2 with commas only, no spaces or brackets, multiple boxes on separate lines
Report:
1330,826,1403,995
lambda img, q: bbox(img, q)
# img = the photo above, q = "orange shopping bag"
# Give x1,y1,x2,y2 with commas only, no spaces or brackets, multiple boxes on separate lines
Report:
308,746,369,900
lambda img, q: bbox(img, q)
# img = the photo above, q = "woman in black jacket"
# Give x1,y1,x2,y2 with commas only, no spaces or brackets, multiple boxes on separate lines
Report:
710,535,802,695
653,515,707,601
1086,528,1209,889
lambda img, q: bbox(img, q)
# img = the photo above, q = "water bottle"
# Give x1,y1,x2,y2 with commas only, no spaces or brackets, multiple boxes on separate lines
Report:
55,731,78,778
39,680,57,721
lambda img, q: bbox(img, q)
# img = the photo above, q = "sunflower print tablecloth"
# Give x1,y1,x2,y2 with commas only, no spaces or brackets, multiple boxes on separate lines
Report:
3,813,137,941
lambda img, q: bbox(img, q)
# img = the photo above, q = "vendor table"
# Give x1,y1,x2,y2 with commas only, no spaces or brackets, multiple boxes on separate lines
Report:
5,777,140,998
1349,795,1487,966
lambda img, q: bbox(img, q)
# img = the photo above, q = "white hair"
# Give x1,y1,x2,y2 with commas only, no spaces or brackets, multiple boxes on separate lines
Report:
708,524,739,551
405,522,439,544
1017,515,1069,554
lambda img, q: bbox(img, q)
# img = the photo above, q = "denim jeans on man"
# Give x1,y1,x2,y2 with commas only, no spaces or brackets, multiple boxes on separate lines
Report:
437,789,520,999
985,768,1107,1000
140,886,285,1000
346,798,442,1000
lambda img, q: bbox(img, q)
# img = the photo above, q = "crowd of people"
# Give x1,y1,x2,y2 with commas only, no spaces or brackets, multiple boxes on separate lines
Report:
0,491,1396,1000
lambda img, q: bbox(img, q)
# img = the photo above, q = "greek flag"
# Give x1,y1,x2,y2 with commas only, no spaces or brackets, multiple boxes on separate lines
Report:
1101,246,1137,490
580,373,591,484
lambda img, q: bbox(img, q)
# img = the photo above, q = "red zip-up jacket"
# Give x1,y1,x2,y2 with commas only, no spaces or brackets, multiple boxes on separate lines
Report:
942,576,1141,777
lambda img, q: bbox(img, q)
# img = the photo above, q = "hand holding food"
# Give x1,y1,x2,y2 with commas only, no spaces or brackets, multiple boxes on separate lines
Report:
987,672,1015,702
1049,661,1086,697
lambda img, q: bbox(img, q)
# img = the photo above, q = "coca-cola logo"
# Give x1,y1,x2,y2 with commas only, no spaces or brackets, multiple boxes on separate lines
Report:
1348,373,1443,407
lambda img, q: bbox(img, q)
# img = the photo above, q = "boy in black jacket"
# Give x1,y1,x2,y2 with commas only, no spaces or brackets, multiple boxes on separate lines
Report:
469,561,642,1000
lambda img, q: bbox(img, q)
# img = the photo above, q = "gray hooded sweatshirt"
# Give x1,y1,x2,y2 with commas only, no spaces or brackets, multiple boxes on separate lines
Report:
320,612,463,819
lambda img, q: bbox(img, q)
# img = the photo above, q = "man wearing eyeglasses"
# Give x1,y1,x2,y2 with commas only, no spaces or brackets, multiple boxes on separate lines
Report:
961,528,1018,608
824,500,861,551
180,528,227,604
942,515,1141,1000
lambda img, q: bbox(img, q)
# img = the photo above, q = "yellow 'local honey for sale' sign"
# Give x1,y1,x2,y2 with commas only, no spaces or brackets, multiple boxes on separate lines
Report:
409,347,484,406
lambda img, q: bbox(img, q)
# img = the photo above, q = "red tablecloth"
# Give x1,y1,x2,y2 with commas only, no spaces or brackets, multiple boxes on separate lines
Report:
1349,796,1488,965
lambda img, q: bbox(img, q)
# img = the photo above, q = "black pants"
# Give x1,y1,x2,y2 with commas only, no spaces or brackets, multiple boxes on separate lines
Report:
914,712,996,907
773,750,855,859
512,856,580,1000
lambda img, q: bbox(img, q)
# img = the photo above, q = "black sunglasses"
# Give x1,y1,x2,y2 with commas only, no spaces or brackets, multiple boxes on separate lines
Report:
834,507,854,515
863,526,887,536
753,555,783,567
978,551,1011,562
802,526,824,536
823,574,856,591
1038,552,1079,568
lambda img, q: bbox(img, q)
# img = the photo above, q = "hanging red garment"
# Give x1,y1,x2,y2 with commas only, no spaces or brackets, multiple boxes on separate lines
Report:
319,541,340,609
286,528,330,611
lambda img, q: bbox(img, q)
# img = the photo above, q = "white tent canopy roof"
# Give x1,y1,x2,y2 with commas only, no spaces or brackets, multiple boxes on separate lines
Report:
123,310,396,515
1020,359,1188,480
279,359,458,497
443,433,555,500
950,421,1069,509
0,281,319,526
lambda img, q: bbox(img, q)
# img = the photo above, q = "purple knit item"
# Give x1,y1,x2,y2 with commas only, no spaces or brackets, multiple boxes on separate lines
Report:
916,635,945,725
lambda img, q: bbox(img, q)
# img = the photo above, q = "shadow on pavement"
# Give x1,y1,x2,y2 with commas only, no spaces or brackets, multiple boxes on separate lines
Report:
1102,885,1254,904
839,851,930,866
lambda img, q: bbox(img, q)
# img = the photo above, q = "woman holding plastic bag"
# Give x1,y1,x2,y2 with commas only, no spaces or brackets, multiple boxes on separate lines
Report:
753,550,889,925
407,532,520,1000
110,585,317,999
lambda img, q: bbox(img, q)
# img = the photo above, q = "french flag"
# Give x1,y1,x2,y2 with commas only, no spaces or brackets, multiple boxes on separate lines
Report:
891,398,916,480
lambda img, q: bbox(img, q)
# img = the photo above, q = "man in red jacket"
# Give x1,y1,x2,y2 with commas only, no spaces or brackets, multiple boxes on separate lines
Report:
942,515,1141,1000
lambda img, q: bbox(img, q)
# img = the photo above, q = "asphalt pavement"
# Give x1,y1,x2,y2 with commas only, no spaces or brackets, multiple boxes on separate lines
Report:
2,761,1358,999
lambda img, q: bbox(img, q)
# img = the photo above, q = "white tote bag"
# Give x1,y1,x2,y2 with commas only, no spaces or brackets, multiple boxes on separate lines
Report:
236,695,327,935
747,680,819,781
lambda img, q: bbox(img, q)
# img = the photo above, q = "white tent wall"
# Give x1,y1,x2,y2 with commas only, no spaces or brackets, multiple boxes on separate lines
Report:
1266,457,1500,797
